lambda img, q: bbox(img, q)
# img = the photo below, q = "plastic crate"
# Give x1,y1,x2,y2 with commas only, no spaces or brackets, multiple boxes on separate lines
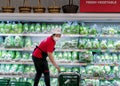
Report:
9,81,32,86
58,72,80,86
0,79,10,86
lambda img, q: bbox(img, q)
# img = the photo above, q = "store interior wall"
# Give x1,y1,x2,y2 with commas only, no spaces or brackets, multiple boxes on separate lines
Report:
0,0,80,13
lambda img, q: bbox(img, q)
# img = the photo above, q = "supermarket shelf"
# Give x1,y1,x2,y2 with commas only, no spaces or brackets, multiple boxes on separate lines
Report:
0,60,120,66
0,73,118,80
0,13,120,22
1,34,120,38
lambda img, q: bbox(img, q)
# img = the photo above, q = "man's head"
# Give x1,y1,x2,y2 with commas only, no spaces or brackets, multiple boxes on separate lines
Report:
52,28,62,41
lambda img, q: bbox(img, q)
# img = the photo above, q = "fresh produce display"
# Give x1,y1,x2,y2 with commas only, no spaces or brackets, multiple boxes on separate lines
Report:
24,37,33,48
54,52,79,62
80,65,120,78
4,36,14,48
14,36,23,48
93,53,120,63
81,79,120,86
79,51,93,63
61,40,78,49
102,27,117,35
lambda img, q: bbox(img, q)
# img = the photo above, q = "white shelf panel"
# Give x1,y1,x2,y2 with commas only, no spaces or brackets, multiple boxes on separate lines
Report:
0,13,120,22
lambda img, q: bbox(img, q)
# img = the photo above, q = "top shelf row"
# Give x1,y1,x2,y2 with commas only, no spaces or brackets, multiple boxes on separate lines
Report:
0,13,120,22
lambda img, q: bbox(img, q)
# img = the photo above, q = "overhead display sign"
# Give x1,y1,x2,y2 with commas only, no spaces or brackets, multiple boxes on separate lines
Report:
80,0,120,12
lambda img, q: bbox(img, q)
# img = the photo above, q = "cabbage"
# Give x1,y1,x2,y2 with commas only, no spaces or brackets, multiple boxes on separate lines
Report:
114,41,120,49
112,54,118,62
25,37,32,48
35,23,41,33
85,39,92,49
79,39,86,49
80,26,88,35
29,24,35,33
0,22,5,33
4,36,14,48
23,23,29,33
70,22,80,34
108,28,117,35
72,52,78,60
62,23,71,34
100,40,107,49
79,51,93,63
14,36,23,48
4,23,12,33
57,52,63,60
92,39,100,49
89,28,97,35
22,52,30,60
17,22,23,33
11,22,18,33
15,51,21,60
41,23,47,33
104,66,111,74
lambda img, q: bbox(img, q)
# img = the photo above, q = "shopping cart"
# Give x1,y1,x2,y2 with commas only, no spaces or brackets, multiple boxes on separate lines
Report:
58,72,80,86
9,81,32,86
0,78,10,86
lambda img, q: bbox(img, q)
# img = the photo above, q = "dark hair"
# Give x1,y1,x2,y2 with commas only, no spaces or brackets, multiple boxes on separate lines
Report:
52,34,55,36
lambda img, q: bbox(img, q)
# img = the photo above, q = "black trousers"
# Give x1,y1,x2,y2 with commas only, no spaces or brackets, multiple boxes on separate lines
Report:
32,56,50,86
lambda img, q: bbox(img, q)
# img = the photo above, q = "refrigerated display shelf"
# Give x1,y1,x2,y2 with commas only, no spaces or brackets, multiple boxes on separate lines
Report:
0,48,120,52
0,34,120,38
0,60,120,66
0,73,118,80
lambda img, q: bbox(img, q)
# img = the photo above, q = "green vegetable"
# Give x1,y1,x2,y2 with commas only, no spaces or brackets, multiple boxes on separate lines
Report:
15,51,21,60
89,28,97,35
25,37,32,48
100,40,107,49
4,36,14,48
4,22,12,33
23,23,29,33
35,23,41,33
80,26,88,35
12,22,18,33
17,22,23,33
30,24,35,33
14,36,23,48
0,22,5,33
41,23,47,33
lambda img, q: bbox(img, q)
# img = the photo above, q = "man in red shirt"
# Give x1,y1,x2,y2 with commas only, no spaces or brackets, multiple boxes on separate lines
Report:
32,28,61,86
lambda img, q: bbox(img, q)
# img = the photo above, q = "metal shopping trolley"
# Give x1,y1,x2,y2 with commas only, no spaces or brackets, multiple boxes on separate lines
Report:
58,72,80,86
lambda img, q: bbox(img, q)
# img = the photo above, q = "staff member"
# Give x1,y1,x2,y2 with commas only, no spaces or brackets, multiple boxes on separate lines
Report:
32,28,61,86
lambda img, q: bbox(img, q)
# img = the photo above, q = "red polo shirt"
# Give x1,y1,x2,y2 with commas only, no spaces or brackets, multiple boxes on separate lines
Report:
33,36,56,58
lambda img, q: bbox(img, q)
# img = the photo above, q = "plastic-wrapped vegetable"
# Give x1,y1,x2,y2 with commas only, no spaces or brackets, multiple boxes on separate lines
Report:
25,37,32,48
108,27,117,35
35,23,41,33
4,22,12,33
70,22,80,34
107,40,115,49
80,26,88,35
85,39,92,49
100,40,107,49
89,28,97,35
79,51,93,63
12,22,18,33
41,23,47,33
17,22,23,33
22,52,30,60
0,22,5,33
23,23,29,33
62,23,71,34
15,51,21,60
114,41,120,49
79,39,86,49
29,24,35,33
14,36,23,48
4,36,14,48
92,39,100,49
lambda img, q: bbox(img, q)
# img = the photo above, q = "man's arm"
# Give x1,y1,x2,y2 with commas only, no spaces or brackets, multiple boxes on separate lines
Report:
47,52,60,72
